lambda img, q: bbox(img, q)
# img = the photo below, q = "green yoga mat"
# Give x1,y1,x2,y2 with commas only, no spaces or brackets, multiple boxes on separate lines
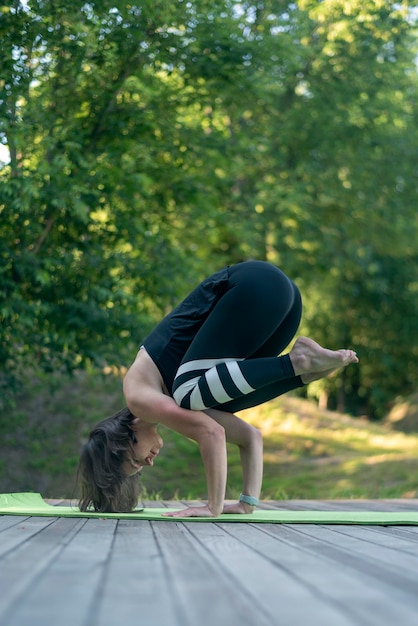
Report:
1,492,418,524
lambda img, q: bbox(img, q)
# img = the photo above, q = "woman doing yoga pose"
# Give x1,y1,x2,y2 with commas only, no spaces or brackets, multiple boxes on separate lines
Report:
78,260,358,516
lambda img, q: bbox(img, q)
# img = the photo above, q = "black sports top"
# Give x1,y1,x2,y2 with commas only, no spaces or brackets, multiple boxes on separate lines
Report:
142,266,230,393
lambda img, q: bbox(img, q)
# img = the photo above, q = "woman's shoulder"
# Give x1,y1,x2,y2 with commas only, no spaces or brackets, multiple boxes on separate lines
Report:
125,347,169,395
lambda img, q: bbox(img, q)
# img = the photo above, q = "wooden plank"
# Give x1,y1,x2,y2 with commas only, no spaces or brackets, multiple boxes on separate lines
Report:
2,517,116,626
0,514,32,531
2,500,418,626
292,524,418,574
151,520,274,626
372,525,418,541
207,521,418,625
94,519,181,625
326,524,418,553
0,516,58,557
265,524,418,606
259,500,371,511
141,499,168,508
386,498,418,509
186,521,360,626
264,499,418,512
0,517,85,624
310,500,418,512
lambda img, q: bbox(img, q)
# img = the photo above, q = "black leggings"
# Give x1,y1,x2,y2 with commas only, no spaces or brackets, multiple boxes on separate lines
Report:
172,261,304,413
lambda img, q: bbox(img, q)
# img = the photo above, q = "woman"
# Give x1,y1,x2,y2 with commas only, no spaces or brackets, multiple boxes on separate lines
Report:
78,260,358,516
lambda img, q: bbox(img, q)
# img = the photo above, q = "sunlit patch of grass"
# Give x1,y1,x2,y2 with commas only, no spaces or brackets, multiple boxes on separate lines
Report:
237,396,418,500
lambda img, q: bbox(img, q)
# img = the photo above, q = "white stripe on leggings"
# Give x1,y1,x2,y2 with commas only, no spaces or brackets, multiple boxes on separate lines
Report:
204,367,234,405
189,385,205,411
226,361,255,394
175,357,242,377
172,376,201,406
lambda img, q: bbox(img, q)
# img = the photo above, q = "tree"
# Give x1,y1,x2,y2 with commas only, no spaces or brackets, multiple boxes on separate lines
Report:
1,0,417,417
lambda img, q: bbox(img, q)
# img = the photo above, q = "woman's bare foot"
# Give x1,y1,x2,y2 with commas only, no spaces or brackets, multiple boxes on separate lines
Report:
289,337,358,383
300,367,339,385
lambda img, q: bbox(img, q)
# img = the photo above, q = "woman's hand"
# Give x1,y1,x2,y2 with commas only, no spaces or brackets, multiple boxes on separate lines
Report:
222,501,255,515
162,505,218,518
161,502,255,517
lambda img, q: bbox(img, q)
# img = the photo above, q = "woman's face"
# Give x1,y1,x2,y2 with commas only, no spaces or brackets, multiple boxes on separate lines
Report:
123,422,164,476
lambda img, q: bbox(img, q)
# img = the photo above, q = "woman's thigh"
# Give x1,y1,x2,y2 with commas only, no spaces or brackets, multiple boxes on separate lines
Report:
181,261,301,362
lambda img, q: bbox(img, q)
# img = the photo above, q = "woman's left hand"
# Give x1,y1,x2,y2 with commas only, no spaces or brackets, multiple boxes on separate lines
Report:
222,501,255,515
162,505,218,518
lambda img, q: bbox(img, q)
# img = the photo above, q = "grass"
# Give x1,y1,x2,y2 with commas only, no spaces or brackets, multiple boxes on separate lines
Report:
2,370,418,500
240,399,418,499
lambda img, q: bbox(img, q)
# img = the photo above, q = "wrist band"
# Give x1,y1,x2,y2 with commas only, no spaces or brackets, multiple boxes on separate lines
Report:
239,493,259,507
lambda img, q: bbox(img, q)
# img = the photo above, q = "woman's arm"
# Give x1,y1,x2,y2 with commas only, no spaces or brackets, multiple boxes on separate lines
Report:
204,408,263,514
124,372,227,516
157,396,227,517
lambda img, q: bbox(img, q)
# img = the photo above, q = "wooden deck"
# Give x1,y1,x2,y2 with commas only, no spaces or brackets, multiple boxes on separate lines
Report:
1,499,418,626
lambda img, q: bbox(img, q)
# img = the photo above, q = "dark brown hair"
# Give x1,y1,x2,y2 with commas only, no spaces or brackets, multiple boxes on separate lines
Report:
77,407,141,512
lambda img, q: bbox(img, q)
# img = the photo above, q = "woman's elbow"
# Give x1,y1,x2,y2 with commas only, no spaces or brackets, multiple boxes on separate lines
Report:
201,421,226,444
246,425,263,450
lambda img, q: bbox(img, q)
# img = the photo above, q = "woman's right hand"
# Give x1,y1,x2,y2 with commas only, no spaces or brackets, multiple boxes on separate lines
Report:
162,505,219,518
222,501,255,515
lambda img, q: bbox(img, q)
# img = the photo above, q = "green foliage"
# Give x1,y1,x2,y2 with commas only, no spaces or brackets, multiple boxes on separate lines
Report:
0,368,125,495
0,1,417,417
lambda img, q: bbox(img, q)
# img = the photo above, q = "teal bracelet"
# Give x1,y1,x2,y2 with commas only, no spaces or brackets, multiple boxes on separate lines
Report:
239,493,259,507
